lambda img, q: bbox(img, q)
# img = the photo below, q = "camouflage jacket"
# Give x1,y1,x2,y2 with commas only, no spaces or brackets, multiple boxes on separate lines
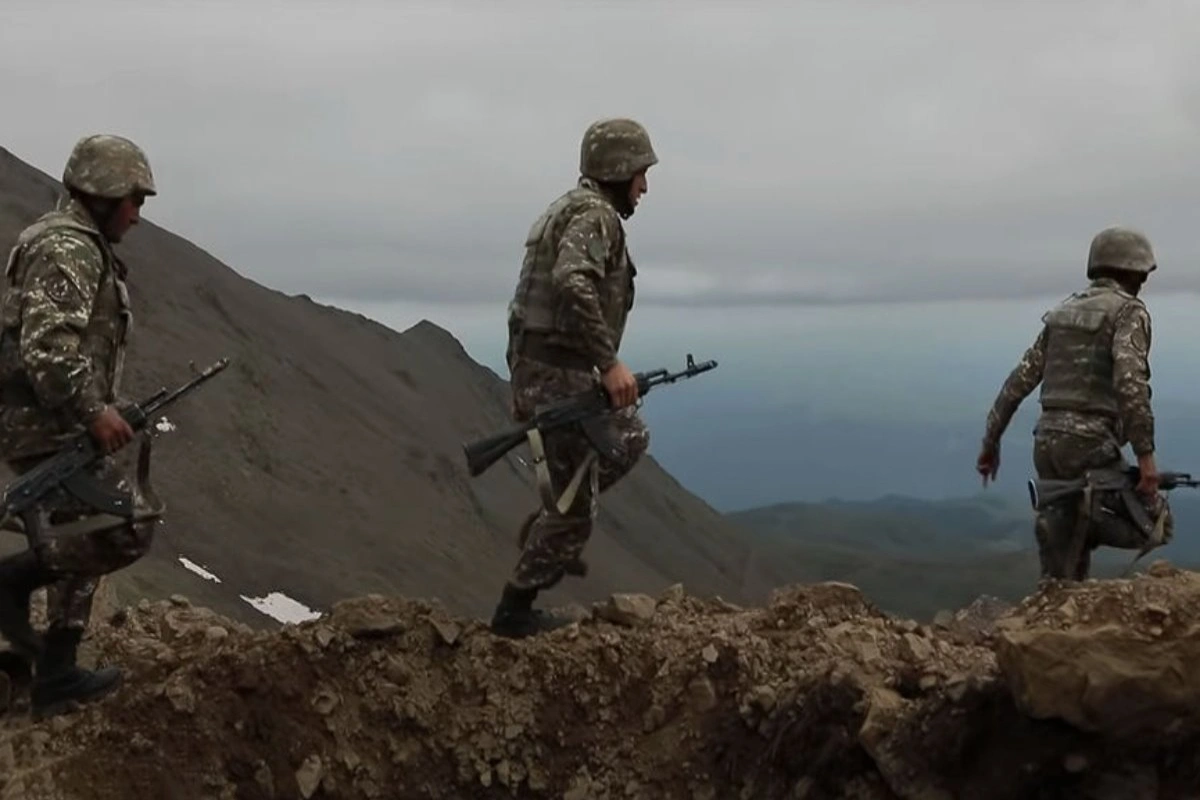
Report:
506,177,635,374
0,197,132,460
982,278,1155,456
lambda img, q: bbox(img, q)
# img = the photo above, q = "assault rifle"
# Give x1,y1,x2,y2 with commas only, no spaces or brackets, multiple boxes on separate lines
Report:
1027,467,1200,512
463,353,718,477
0,357,231,547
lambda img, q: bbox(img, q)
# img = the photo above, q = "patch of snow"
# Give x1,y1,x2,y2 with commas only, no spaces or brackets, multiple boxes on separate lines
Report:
239,591,322,625
178,556,221,583
155,416,177,433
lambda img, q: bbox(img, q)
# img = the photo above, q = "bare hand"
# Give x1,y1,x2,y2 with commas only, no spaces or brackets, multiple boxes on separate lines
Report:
976,444,999,486
88,405,135,454
601,361,639,409
1136,452,1160,497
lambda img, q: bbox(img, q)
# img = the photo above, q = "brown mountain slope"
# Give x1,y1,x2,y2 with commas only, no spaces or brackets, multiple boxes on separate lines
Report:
0,145,760,627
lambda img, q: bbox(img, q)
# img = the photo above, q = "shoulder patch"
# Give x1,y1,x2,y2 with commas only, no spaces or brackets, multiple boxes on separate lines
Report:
43,269,79,306
586,236,607,263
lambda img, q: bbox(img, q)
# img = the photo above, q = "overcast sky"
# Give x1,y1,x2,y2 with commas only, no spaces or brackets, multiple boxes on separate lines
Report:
5,0,1200,310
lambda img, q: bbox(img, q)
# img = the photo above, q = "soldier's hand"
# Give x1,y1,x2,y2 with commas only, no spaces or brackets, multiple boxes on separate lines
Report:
1136,452,1160,497
976,445,999,486
89,405,135,454
602,361,639,408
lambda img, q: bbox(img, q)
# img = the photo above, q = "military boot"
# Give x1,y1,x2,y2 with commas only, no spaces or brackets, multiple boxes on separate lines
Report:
489,584,574,639
31,626,122,720
0,549,56,660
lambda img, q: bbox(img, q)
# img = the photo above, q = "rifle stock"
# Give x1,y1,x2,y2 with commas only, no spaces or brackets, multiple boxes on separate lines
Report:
463,422,534,477
1027,477,1089,512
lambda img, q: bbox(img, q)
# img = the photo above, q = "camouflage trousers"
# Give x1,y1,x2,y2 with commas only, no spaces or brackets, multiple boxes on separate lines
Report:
6,453,159,632
507,357,649,592
1032,430,1172,581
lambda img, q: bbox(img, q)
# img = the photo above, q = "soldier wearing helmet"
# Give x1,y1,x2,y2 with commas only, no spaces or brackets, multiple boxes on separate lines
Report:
0,134,162,717
976,225,1171,581
490,118,658,638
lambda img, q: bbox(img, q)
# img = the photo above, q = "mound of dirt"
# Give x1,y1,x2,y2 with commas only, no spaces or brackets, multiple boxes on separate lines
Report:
3,564,1200,799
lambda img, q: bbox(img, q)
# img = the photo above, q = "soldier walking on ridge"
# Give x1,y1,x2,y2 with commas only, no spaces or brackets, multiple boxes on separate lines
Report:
490,118,659,638
0,134,165,718
977,226,1171,581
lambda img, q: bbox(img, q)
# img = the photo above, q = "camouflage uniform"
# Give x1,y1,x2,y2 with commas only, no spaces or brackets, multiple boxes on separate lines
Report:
981,227,1170,579
491,118,657,636
0,134,159,717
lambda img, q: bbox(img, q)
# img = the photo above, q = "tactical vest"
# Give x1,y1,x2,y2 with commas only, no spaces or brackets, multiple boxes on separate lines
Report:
506,181,634,364
0,206,132,459
1038,283,1138,417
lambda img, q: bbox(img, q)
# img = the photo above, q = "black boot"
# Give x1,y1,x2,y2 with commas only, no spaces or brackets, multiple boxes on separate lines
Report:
489,584,574,639
0,550,56,659
31,626,122,720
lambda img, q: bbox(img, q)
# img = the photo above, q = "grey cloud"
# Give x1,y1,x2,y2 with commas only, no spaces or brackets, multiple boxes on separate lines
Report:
4,1,1200,307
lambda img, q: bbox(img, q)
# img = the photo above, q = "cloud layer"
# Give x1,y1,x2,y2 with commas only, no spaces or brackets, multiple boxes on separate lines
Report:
4,1,1200,306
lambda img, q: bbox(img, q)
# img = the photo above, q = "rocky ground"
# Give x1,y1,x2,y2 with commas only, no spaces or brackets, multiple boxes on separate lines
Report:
2,564,1199,800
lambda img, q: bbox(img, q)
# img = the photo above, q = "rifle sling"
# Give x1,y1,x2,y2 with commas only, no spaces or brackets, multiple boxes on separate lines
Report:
1064,483,1094,577
525,427,597,516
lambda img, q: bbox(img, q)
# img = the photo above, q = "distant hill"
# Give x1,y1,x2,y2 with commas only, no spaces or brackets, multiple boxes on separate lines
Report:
0,145,768,627
730,491,1200,620
647,398,1200,512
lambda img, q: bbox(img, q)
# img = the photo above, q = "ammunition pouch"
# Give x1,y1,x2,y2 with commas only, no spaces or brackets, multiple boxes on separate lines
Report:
1070,467,1172,557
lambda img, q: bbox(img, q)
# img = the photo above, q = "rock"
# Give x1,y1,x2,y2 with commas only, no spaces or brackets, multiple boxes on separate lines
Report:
658,583,685,604
701,644,719,664
597,593,658,627
429,617,461,646
165,679,195,714
330,598,406,639
749,684,776,712
945,673,969,703
932,610,954,629
903,632,934,662
997,616,1200,738
314,626,335,648
295,754,323,799
858,687,955,800
169,594,191,607
205,625,228,642
312,686,340,716
1147,560,1178,578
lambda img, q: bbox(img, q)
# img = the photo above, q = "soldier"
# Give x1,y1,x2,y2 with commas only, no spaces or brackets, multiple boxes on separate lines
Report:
490,118,658,638
0,134,163,718
976,226,1170,581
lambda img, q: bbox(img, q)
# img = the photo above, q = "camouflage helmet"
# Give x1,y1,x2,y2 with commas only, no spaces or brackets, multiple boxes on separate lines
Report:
1086,225,1156,276
579,118,658,182
62,134,157,199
